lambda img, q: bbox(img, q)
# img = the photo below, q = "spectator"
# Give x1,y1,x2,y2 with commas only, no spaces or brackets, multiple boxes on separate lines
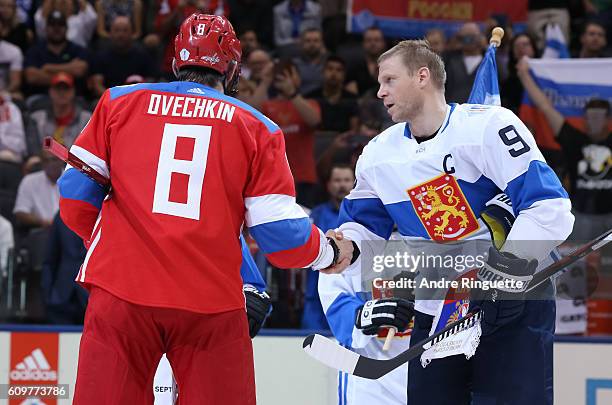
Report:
575,21,610,58
0,213,13,276
13,150,62,229
41,213,88,324
90,15,156,98
26,72,91,154
273,0,321,48
302,163,354,330
293,27,327,94
153,0,225,79
0,0,31,52
0,38,23,100
517,58,612,239
0,93,26,165
425,28,447,55
227,0,273,48
24,10,89,97
527,0,570,51
346,27,386,96
34,0,97,48
95,0,143,40
0,95,24,193
584,0,612,44
501,33,538,114
261,60,321,207
238,28,260,56
238,48,273,108
305,55,358,133
320,0,346,52
316,118,380,182
444,22,486,103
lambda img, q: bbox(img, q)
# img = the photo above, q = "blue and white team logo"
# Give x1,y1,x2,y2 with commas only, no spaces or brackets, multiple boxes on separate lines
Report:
179,48,190,61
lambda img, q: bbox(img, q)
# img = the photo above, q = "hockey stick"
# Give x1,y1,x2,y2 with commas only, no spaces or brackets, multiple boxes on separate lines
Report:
303,310,481,380
526,227,612,292
43,137,110,187
303,228,612,379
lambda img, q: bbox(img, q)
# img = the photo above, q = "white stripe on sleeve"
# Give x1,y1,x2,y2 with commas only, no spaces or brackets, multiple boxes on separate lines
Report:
244,194,309,227
70,145,110,179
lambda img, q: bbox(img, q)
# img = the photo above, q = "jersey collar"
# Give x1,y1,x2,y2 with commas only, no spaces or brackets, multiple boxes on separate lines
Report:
403,103,457,139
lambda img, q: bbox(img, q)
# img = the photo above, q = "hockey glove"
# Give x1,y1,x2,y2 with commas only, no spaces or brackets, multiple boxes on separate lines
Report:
470,246,538,335
481,193,514,250
243,284,272,338
355,298,414,335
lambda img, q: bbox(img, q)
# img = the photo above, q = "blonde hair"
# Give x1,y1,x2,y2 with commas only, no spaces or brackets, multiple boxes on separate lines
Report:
378,40,446,90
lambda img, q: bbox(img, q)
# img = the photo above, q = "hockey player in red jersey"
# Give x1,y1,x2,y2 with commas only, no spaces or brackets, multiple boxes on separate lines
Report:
59,14,354,404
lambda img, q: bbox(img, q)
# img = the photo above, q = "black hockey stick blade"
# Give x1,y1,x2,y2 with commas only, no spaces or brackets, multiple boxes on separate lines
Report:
526,227,612,293
303,311,481,379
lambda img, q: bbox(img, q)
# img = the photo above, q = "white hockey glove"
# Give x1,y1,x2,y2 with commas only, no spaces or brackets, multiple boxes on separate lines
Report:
355,298,414,336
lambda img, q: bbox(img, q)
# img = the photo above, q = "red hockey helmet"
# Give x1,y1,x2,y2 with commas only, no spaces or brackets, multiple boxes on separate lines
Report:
173,14,242,94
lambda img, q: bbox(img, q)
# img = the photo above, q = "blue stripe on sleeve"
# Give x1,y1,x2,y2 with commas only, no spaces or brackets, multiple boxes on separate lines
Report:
325,292,366,347
505,160,569,215
339,197,394,239
239,235,266,291
457,175,502,217
58,168,106,209
248,217,312,254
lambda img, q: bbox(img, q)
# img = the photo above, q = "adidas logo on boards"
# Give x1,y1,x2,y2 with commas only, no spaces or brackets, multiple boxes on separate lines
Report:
19,399,48,405
10,348,57,381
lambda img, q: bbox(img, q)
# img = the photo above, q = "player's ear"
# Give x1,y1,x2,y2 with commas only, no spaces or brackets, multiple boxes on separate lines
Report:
172,58,179,79
416,67,429,87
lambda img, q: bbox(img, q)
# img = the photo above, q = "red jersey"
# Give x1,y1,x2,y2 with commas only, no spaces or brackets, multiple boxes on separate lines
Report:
58,82,332,314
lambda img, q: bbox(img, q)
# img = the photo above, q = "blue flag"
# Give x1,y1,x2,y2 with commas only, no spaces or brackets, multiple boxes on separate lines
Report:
467,44,501,105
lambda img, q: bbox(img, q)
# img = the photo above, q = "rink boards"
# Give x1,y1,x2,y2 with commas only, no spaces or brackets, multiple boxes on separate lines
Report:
0,326,611,405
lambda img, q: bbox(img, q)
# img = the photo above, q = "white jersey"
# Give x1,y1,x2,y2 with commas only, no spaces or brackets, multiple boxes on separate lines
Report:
319,234,410,405
338,104,574,315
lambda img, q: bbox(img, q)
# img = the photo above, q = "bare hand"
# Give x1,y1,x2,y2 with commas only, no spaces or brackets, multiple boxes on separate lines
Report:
274,69,297,97
260,61,275,85
332,132,352,149
320,230,354,274
516,56,530,77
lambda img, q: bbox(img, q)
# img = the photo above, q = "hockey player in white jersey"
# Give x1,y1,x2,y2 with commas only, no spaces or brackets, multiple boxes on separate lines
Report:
333,40,574,404
319,232,413,405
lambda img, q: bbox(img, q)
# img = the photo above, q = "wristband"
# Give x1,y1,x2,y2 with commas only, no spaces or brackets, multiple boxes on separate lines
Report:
350,241,360,265
326,237,339,267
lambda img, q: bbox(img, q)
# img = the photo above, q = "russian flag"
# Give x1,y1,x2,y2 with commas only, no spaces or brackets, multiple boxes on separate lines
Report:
519,23,571,152
520,58,612,151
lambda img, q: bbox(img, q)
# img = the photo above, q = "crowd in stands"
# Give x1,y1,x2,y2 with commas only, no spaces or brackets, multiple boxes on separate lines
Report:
0,0,610,331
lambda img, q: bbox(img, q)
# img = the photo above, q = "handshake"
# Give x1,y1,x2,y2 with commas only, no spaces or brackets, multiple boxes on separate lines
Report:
317,230,359,275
